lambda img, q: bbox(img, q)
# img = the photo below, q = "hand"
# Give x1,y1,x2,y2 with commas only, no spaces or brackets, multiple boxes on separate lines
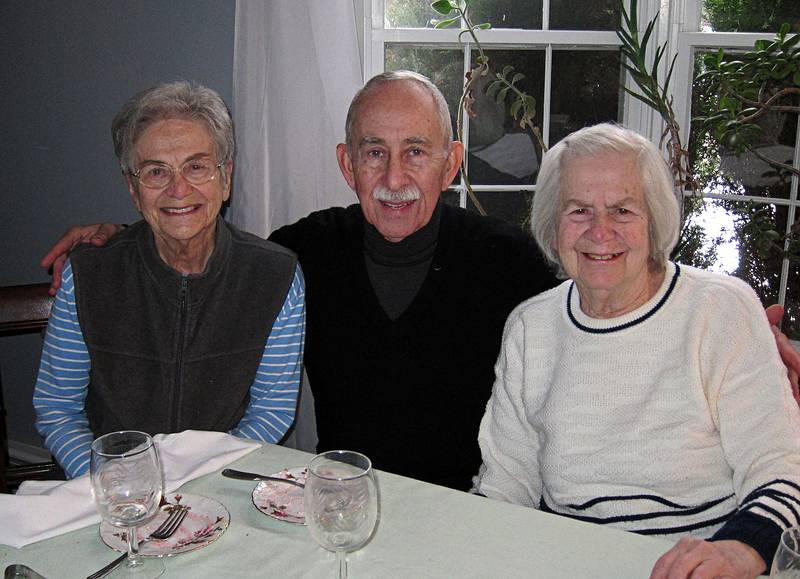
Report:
766,304,800,405
40,223,122,295
650,538,765,579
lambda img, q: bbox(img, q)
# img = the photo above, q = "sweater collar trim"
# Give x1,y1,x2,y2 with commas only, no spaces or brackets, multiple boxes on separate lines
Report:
566,262,680,334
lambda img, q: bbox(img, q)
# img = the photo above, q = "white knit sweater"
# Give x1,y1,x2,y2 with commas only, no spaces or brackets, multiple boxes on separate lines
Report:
475,262,800,561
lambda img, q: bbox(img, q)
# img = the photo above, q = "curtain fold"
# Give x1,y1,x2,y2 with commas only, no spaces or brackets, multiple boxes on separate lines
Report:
231,0,363,237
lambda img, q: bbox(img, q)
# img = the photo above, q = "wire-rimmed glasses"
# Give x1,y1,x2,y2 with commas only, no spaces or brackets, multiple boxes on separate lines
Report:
130,158,225,189
90,430,164,578
305,450,378,579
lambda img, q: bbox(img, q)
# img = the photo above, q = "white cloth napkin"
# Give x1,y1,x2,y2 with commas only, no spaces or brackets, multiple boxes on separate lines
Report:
0,430,260,549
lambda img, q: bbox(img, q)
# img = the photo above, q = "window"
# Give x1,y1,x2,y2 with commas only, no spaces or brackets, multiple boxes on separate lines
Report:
365,0,800,336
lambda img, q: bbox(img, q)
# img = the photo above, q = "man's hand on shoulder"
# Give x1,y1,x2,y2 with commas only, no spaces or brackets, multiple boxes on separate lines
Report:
41,223,123,295
766,303,800,405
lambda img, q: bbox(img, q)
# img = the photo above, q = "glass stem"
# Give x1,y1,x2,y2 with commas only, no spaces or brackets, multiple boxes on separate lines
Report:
336,550,348,579
127,524,141,567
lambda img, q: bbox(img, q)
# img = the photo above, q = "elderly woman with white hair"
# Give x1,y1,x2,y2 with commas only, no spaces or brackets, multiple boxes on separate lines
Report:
474,123,800,577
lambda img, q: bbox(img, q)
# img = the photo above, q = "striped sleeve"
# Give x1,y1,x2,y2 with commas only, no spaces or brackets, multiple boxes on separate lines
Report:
230,263,305,444
32,259,93,478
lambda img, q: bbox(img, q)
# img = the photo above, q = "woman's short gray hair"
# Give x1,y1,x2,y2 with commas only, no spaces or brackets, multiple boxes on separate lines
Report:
531,122,681,277
112,80,234,174
345,70,453,154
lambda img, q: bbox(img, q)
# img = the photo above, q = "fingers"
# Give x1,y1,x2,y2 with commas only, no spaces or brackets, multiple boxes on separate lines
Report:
48,254,68,296
766,303,785,327
651,539,764,579
651,537,699,578
40,223,119,277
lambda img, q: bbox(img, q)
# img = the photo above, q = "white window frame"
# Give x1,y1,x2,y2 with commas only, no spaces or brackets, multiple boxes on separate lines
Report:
363,0,800,308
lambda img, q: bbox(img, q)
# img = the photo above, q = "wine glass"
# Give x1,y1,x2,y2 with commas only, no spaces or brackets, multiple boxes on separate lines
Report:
773,527,800,577
305,450,379,579
90,431,164,578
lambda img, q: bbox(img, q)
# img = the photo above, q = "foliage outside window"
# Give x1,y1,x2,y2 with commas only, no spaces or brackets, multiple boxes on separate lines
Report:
370,0,800,337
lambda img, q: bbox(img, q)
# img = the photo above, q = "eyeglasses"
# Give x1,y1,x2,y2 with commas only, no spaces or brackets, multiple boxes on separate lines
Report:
130,159,226,189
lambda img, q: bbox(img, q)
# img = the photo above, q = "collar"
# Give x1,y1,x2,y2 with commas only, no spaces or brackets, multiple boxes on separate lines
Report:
363,202,442,266
136,216,231,303
566,262,680,334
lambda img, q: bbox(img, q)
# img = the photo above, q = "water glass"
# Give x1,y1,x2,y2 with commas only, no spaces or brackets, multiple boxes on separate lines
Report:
90,430,164,578
305,450,378,579
772,526,800,577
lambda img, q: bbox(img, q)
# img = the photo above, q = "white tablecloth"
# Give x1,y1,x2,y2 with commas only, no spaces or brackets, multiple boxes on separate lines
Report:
0,444,674,578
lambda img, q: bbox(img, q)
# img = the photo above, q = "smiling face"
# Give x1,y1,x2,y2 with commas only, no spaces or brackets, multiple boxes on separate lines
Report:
556,152,660,317
128,118,232,268
336,80,463,242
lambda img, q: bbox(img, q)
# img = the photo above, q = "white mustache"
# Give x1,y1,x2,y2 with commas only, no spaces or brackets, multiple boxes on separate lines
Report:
372,185,421,203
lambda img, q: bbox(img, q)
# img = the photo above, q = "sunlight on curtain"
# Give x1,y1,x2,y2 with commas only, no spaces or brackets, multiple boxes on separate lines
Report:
231,0,363,237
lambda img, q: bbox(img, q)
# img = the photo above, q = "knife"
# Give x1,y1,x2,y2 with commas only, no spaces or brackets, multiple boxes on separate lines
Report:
221,468,305,488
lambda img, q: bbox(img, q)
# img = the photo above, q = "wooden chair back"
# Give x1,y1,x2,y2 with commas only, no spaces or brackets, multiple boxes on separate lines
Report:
0,283,57,492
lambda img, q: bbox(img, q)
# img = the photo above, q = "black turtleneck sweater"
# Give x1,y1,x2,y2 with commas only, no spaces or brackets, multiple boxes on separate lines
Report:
363,203,441,320
269,203,557,490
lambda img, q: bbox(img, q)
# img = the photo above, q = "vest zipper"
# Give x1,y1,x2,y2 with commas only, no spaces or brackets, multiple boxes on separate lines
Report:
172,276,189,430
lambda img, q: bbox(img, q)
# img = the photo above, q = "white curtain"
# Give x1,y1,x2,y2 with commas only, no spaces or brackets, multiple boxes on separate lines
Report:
230,0,363,237
231,0,363,452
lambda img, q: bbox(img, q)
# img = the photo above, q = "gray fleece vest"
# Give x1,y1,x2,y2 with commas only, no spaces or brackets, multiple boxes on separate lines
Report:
69,218,297,437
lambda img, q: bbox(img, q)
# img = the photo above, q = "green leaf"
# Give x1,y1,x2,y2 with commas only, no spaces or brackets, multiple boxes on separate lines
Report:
496,86,510,104
486,81,502,99
433,15,460,29
501,65,514,78
431,0,455,16
475,22,491,30
510,99,523,120
511,72,525,86
794,70,800,85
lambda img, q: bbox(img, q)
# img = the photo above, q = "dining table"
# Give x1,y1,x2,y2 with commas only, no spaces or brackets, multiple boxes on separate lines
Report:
1,443,675,578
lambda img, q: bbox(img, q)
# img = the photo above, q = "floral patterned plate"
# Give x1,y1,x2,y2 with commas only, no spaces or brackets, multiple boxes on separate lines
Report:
100,493,230,556
251,467,307,524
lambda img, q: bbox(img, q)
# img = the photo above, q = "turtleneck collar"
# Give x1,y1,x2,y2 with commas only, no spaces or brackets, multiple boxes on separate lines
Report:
363,202,442,266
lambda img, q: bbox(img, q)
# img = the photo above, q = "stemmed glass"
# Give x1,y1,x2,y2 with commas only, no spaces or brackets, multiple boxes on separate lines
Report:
90,431,165,578
773,527,800,577
305,450,379,579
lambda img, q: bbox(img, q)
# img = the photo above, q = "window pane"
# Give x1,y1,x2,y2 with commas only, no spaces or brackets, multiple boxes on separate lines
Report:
384,45,464,139
701,0,800,32
385,0,439,28
467,49,545,186
691,51,798,201
784,264,800,340
467,0,542,30
549,49,622,145
676,197,788,314
466,191,533,230
550,0,619,30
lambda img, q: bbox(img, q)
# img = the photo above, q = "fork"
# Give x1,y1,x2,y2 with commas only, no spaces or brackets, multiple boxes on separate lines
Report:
86,504,189,579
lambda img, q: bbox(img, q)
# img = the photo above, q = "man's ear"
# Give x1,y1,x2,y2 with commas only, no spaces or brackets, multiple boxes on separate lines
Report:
221,159,233,202
336,143,357,191
441,141,464,190
126,174,142,212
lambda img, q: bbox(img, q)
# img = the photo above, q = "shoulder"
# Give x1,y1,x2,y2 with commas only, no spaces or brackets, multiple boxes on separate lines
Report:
508,281,569,324
268,205,361,249
441,205,558,293
676,263,763,311
225,220,297,264
69,220,144,263
442,204,533,247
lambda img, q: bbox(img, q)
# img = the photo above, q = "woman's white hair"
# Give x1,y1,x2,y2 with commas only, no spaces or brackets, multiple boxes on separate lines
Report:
531,122,681,278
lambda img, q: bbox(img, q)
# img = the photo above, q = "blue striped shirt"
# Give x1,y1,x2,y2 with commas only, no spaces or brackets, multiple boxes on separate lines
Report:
33,259,305,478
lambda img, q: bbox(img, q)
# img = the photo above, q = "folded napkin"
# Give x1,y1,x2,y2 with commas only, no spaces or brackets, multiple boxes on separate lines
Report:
0,430,260,549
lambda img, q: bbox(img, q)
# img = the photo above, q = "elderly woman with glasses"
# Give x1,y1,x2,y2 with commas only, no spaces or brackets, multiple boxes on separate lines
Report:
474,123,800,578
33,81,305,478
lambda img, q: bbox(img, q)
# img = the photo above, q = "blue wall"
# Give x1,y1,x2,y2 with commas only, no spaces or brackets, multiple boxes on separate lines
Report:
0,0,236,449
